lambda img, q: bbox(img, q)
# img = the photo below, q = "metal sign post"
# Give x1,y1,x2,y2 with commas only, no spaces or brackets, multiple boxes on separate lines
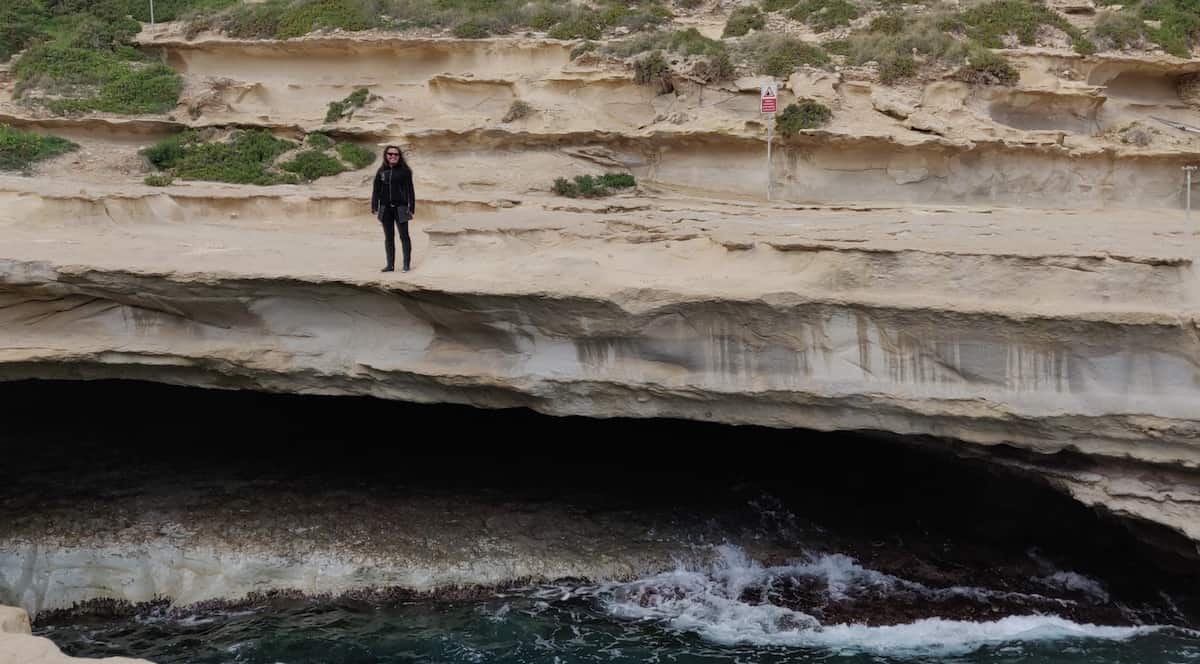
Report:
761,84,778,201
149,0,155,24
1186,165,1197,222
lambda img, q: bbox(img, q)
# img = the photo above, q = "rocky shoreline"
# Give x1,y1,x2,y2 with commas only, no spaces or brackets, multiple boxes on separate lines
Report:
0,605,151,664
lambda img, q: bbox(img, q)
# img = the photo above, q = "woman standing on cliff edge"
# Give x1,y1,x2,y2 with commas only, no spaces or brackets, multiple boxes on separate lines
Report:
371,145,416,272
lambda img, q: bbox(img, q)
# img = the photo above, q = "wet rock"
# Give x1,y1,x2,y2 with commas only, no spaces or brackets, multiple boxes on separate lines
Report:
0,605,152,664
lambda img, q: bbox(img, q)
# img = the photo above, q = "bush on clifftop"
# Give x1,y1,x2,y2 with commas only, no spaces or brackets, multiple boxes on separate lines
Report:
0,124,78,173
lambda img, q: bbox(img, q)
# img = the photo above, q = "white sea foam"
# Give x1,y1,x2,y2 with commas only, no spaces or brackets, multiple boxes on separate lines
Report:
596,545,1157,655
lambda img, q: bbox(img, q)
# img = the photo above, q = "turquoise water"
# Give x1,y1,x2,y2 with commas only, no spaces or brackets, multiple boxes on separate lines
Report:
39,545,1200,664
38,585,1200,664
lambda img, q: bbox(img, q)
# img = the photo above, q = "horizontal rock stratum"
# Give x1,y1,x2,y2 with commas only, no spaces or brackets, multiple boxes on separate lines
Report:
2,25,1200,616
1,179,1197,562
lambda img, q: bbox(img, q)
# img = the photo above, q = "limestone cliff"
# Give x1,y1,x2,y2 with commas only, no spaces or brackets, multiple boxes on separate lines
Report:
1,0,1198,615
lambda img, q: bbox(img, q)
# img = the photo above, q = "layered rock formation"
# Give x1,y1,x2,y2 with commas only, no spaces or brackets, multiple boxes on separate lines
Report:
0,4,1198,618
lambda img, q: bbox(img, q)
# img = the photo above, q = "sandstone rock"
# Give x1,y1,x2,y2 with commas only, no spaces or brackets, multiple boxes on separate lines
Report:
870,87,917,119
0,607,29,635
1,21,1198,600
1179,73,1200,107
904,110,951,135
734,75,776,92
887,165,930,184
786,69,841,105
1,193,1197,560
0,606,152,664
0,634,153,664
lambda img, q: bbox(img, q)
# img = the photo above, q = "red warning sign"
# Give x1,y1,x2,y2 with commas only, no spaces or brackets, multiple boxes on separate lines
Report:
760,84,778,114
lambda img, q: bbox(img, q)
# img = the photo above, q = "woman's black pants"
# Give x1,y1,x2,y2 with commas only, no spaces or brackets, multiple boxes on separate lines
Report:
379,207,411,269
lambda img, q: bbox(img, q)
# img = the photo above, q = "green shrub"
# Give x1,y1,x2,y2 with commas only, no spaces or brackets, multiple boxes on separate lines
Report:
954,0,1055,45
633,51,673,92
530,7,566,30
776,99,832,136
325,87,370,123
606,27,725,58
548,12,605,40
620,4,673,32
552,173,636,198
1073,35,1097,54
1093,10,1144,49
574,175,604,196
723,5,766,37
281,149,345,180
739,33,830,77
570,41,597,58
553,176,578,196
191,0,381,39
10,2,184,116
452,18,490,37
336,142,375,169
189,0,671,42
1139,0,1200,56
668,27,725,55
346,87,369,106
956,46,1019,85
381,0,531,35
1,2,53,63
502,99,533,122
952,0,1095,54
144,174,174,186
599,173,636,188
141,129,299,185
307,132,334,149
541,3,668,41
821,38,851,55
15,45,123,92
788,0,861,32
0,124,78,172
177,131,298,184
214,1,287,38
142,130,197,170
274,0,378,38
60,13,141,50
547,16,597,39
605,31,665,57
127,0,238,22
692,51,736,82
878,54,917,82
763,0,799,10
845,10,967,79
325,101,348,123
44,61,183,115
868,12,905,34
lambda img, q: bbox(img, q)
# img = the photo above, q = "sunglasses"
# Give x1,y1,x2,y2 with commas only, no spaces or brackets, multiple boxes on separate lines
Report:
386,153,400,157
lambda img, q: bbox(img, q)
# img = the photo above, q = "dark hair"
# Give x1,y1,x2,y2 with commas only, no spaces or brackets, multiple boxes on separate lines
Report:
377,144,411,175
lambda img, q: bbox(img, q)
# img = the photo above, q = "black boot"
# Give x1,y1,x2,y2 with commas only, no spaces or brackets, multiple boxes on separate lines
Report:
382,265,394,272
399,221,412,273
